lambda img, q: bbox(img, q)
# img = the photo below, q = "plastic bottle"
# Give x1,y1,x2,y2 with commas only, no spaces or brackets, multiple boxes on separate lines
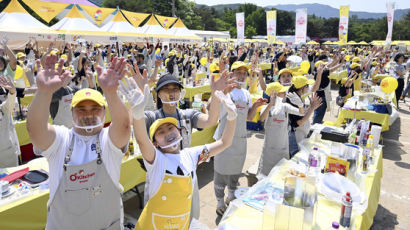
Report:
308,147,321,176
367,135,374,164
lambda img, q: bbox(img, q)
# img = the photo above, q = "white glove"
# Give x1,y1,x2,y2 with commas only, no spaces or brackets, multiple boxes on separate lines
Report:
287,92,304,108
215,90,237,121
1,37,9,47
118,77,150,120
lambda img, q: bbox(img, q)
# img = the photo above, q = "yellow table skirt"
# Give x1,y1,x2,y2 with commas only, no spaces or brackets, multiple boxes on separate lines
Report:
336,109,390,132
220,148,383,230
0,154,146,230
329,70,347,83
184,85,211,102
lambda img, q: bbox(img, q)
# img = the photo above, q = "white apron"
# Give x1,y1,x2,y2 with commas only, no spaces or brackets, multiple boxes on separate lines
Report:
0,110,20,168
258,106,289,177
214,96,248,175
45,132,123,230
53,93,73,128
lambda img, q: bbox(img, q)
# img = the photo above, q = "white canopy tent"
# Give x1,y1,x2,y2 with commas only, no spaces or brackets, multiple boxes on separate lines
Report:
0,0,59,47
167,19,201,42
50,5,108,42
100,10,146,42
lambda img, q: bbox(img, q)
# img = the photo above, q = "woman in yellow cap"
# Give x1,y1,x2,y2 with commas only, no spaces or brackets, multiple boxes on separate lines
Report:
119,76,237,229
286,76,323,156
257,82,304,176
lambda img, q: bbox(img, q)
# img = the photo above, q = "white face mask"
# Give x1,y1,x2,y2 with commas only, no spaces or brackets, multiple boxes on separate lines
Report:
160,89,186,105
73,116,104,133
158,132,182,151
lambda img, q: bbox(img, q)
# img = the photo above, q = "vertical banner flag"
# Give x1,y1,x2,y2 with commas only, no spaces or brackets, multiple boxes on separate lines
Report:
385,2,395,44
236,12,245,44
295,8,307,45
339,6,350,44
266,10,277,44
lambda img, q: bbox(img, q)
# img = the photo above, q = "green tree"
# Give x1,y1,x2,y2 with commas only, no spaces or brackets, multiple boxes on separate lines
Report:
245,25,257,38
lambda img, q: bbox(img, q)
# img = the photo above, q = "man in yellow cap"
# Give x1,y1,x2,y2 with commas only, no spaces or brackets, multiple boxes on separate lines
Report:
27,55,131,229
213,61,267,215
117,76,237,229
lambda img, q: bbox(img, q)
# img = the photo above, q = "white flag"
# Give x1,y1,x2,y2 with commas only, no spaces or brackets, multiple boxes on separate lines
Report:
236,12,245,44
385,2,395,44
295,8,308,45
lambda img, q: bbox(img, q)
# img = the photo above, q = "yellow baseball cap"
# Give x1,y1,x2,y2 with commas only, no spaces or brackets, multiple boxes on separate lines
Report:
352,57,361,63
314,60,327,68
71,88,106,108
372,61,379,66
17,52,26,59
231,61,250,71
209,62,220,73
350,62,361,69
95,43,101,48
149,117,178,141
61,54,68,60
266,82,290,96
278,68,293,77
345,55,351,61
292,75,315,89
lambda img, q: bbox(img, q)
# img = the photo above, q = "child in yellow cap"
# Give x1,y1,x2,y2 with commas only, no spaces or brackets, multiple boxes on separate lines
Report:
118,77,238,229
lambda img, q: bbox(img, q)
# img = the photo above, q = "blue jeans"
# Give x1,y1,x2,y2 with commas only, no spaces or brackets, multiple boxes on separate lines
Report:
289,129,299,158
312,98,327,124
402,81,410,97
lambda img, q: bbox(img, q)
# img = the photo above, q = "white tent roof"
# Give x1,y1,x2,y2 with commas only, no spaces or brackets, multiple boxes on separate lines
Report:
100,10,141,35
167,19,200,40
138,15,172,38
51,5,102,34
0,0,50,33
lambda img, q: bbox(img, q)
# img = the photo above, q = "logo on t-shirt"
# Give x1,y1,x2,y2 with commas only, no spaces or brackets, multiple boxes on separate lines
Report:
91,143,96,151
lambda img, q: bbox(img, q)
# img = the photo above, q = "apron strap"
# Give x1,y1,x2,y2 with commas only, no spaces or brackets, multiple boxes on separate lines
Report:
64,131,103,171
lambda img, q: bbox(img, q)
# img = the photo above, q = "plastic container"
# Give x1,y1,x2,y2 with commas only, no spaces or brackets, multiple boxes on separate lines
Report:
308,147,321,177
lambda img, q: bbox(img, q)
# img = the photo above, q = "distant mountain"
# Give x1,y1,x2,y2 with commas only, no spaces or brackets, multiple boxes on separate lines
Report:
201,3,409,20
265,3,408,20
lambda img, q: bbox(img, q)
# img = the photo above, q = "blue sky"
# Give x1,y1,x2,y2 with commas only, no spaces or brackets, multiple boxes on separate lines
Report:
193,0,410,13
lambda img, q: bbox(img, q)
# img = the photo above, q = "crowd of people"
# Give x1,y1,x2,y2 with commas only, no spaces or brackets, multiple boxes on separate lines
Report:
0,35,409,229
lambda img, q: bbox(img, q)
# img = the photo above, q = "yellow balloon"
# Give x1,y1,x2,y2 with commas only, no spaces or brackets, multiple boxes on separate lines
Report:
300,61,310,74
380,77,398,94
200,57,207,66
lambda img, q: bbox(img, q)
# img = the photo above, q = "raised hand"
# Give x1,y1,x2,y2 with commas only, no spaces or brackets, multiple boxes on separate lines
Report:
253,98,268,107
35,55,70,94
287,92,304,108
128,62,148,91
1,36,9,47
309,93,322,110
118,77,150,120
214,90,237,120
96,57,127,93
211,70,237,93
0,75,16,94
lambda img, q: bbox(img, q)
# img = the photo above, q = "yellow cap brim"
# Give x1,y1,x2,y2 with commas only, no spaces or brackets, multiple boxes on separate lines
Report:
279,86,290,93
149,117,178,141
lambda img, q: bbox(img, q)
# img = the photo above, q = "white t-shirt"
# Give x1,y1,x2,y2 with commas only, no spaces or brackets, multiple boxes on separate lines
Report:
230,88,252,109
143,145,208,201
35,126,124,202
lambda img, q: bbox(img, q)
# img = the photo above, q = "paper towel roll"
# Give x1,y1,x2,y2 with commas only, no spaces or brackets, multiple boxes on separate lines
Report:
371,125,382,148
